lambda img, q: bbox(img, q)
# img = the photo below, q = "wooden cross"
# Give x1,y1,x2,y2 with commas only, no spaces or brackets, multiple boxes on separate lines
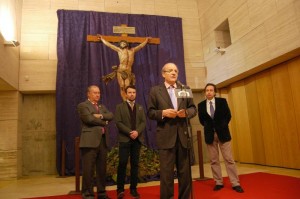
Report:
87,24,160,44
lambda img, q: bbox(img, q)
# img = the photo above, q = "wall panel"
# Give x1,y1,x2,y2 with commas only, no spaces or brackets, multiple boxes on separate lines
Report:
22,94,56,175
244,77,265,164
227,88,239,160
0,91,22,179
19,60,57,92
229,81,253,163
264,4,300,60
287,57,300,165
271,64,300,168
255,70,282,166
227,57,300,169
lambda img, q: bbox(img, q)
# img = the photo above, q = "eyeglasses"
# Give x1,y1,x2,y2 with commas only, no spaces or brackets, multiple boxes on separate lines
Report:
163,69,178,74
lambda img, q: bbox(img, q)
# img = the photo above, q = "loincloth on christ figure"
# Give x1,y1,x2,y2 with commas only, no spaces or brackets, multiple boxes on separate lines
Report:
102,66,136,85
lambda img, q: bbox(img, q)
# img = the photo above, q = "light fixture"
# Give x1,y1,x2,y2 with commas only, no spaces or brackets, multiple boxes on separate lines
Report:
214,47,226,54
4,40,20,47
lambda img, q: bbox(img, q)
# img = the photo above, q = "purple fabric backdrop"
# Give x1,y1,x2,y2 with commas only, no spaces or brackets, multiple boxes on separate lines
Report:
56,10,186,175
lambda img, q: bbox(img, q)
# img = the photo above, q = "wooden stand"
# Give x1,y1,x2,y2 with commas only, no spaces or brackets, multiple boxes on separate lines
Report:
194,130,211,181
57,140,67,178
69,137,81,195
60,140,66,177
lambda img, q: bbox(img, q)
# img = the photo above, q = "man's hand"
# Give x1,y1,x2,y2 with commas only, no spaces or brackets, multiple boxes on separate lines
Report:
162,109,177,118
177,109,186,118
93,114,103,119
130,130,139,140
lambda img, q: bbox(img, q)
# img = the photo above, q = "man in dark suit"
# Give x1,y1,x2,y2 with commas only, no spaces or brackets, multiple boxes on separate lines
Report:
77,85,114,199
148,63,197,199
114,85,146,199
197,83,244,193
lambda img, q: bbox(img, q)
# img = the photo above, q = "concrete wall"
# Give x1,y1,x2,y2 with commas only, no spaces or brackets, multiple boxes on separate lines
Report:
0,0,22,179
0,0,22,90
197,0,300,86
0,91,22,178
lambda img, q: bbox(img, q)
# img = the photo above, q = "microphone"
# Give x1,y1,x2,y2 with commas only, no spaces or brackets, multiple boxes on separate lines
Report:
176,80,185,89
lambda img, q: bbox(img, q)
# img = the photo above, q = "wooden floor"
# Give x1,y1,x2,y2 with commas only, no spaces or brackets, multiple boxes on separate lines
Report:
0,163,299,199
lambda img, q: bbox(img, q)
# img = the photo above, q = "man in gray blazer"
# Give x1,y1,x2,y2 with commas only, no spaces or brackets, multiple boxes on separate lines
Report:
114,85,146,199
148,63,197,199
77,85,113,199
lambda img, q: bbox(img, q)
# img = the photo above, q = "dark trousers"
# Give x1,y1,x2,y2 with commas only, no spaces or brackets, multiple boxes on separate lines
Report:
81,137,107,196
117,139,141,191
159,137,191,199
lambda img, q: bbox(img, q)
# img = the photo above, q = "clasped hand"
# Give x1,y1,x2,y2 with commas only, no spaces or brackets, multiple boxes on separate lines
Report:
163,109,186,118
93,113,103,119
93,114,108,125
130,130,139,140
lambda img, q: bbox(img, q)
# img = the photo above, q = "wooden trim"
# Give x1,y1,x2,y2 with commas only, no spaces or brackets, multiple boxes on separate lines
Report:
87,35,160,44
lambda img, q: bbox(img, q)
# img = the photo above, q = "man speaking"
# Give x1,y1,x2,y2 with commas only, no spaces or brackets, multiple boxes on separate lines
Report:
148,62,197,199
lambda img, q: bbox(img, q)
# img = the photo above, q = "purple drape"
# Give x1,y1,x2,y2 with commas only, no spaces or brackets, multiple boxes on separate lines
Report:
56,10,186,175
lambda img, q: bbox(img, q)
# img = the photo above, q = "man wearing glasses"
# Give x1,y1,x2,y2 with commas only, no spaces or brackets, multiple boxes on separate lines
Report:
147,63,197,199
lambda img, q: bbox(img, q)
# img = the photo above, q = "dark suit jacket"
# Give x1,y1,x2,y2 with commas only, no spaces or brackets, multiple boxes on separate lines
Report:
114,101,146,143
198,97,232,144
77,100,113,148
148,83,197,149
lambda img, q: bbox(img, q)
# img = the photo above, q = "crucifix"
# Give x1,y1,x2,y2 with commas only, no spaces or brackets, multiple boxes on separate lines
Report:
87,24,160,100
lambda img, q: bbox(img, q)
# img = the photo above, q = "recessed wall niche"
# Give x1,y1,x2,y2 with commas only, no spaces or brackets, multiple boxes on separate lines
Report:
214,19,232,48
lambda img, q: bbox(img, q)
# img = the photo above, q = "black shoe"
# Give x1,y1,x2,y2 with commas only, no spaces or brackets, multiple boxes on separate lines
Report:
213,185,224,191
130,189,140,198
232,185,244,193
82,194,94,199
117,189,125,199
97,194,111,199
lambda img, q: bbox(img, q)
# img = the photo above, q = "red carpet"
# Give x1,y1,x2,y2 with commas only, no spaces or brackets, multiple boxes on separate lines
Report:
22,172,300,199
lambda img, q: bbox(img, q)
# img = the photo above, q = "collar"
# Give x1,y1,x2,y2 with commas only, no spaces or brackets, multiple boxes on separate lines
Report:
207,98,215,104
88,99,97,105
164,82,177,89
127,100,135,104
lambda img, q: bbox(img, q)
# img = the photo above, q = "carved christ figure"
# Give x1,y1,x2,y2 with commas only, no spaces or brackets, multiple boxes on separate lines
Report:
98,35,150,100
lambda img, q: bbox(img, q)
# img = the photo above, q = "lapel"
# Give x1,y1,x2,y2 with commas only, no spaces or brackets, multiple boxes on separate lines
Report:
204,100,212,119
135,103,144,115
214,98,219,117
122,101,131,118
122,101,141,124
86,100,96,112
98,104,104,114
158,84,174,108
